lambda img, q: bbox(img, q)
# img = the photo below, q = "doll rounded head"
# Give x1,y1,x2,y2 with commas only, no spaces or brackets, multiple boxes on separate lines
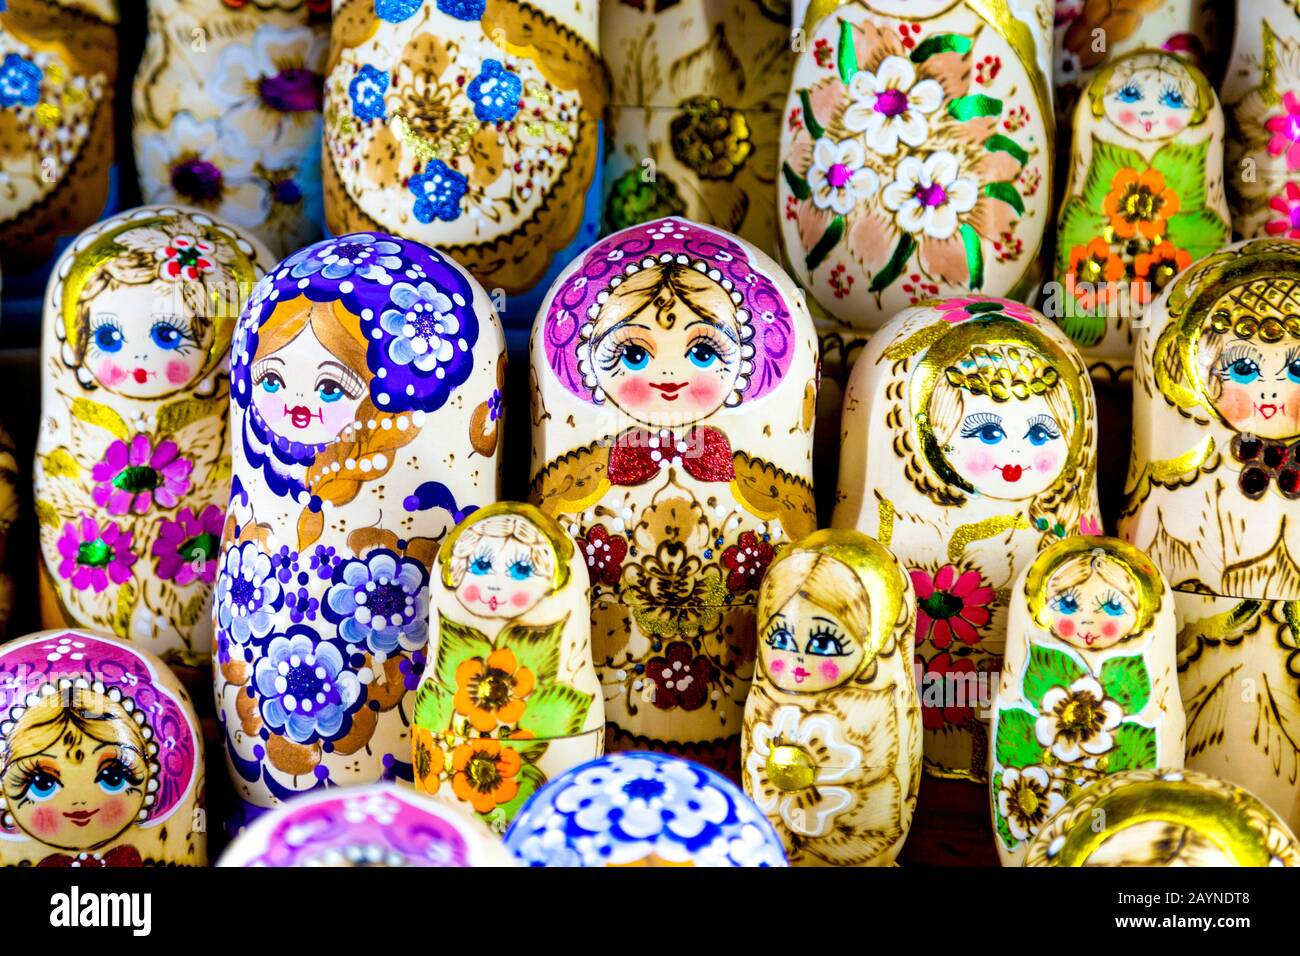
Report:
1,686,154,852
1089,50,1213,142
1196,307,1300,441
1025,536,1162,651
440,503,574,620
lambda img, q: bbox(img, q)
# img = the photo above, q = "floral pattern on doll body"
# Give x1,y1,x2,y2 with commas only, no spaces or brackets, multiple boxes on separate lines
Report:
832,299,1101,781
1055,50,1229,374
989,537,1184,865
531,218,817,775
34,210,272,663
742,530,922,866
412,504,602,828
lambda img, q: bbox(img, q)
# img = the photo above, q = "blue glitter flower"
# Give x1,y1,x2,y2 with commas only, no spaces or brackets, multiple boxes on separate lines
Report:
215,542,284,646
436,0,485,20
348,64,389,122
288,233,404,282
323,550,429,657
375,0,424,22
466,59,521,124
379,280,461,372
409,159,467,224
254,630,361,744
0,54,41,109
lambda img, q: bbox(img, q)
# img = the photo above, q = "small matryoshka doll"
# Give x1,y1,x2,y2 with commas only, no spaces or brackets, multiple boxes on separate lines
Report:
412,502,603,830
34,206,273,665
504,751,787,865
742,528,921,866
216,232,504,816
0,0,118,267
777,0,1053,332
1121,237,1300,831
530,217,819,779
1053,2,1221,129
133,0,330,258
833,296,1101,784
0,629,205,867
1221,1,1300,240
601,0,793,256
989,535,1184,865
1054,49,1230,381
218,783,514,866
322,0,607,316
1024,768,1300,866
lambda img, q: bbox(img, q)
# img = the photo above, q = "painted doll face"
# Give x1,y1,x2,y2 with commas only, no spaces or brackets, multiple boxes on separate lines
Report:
252,324,367,446
85,283,209,399
944,390,1067,500
760,593,864,693
1204,334,1300,441
1046,559,1138,651
4,716,147,851
454,537,552,619
1103,63,1195,141
590,291,742,425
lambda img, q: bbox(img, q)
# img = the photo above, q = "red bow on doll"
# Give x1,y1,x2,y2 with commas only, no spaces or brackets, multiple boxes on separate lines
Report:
38,844,144,868
607,427,735,485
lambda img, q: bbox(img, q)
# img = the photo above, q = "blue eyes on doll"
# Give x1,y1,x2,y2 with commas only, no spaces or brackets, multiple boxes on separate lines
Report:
688,342,719,369
766,628,798,653
962,421,1005,444
805,631,848,657
1099,599,1126,617
317,379,346,403
620,346,650,371
259,372,284,394
1225,357,1261,384
93,323,123,353
1116,83,1142,103
24,769,61,801
507,560,534,581
1288,358,1300,383
469,556,494,575
468,556,534,580
150,321,187,350
95,760,133,794
1052,594,1079,615
1159,87,1187,109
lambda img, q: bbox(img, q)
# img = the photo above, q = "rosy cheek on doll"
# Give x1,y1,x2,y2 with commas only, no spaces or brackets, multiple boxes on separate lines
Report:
29,806,60,837
1055,616,1076,638
510,590,532,608
165,359,193,385
769,657,786,675
1217,385,1254,426
818,660,840,682
614,377,654,409
1164,114,1186,132
1101,620,1120,640
1033,450,1060,476
685,375,722,411
99,796,127,827
962,449,997,475
1117,109,1138,128
96,361,127,388
320,404,354,437
462,584,481,604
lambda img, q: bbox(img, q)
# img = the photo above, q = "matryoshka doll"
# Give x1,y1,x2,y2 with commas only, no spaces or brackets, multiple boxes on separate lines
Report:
832,296,1100,857
601,0,793,255
989,535,1184,865
742,528,922,866
1054,49,1230,382
322,0,607,317
412,502,603,830
0,629,205,867
218,783,514,866
530,217,819,779
1024,769,1300,866
1221,1,1300,240
777,0,1053,332
1121,237,1300,831
216,232,504,816
34,206,273,665
504,751,788,865
0,0,118,267
132,0,330,258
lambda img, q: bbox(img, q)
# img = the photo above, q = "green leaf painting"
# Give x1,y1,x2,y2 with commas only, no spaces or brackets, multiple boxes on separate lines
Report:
413,680,453,733
994,707,1041,769
991,769,1018,850
1099,655,1152,714
1081,140,1143,210
433,618,494,692
1055,200,1108,275
496,617,567,686
837,18,858,84
1149,140,1209,210
1021,645,1086,710
1165,208,1230,257
1106,721,1158,772
517,683,594,740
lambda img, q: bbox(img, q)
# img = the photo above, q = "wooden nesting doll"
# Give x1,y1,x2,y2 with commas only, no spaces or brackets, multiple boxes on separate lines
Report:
1024,768,1300,866
218,783,514,866
601,0,793,257
0,0,118,267
529,216,819,780
1052,2,1222,132
989,535,1184,865
504,751,788,865
215,232,504,814
0,629,205,867
1053,49,1230,381
412,502,603,830
132,0,330,259
34,206,274,666
742,528,922,866
1121,236,1300,831
1221,1,1300,240
832,296,1102,783
322,0,607,310
777,0,1053,332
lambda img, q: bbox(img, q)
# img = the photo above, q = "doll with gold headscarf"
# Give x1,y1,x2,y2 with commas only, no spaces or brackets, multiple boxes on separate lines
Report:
412,502,603,831
742,529,921,866
833,297,1101,794
530,217,819,780
1121,237,1300,831
33,206,273,665
1053,49,1230,382
989,535,1184,865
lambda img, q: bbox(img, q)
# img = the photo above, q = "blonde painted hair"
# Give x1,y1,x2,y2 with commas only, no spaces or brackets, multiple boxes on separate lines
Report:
593,260,742,334
929,344,1075,447
446,514,557,588
1047,551,1142,607
1090,51,1212,128
760,551,871,652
